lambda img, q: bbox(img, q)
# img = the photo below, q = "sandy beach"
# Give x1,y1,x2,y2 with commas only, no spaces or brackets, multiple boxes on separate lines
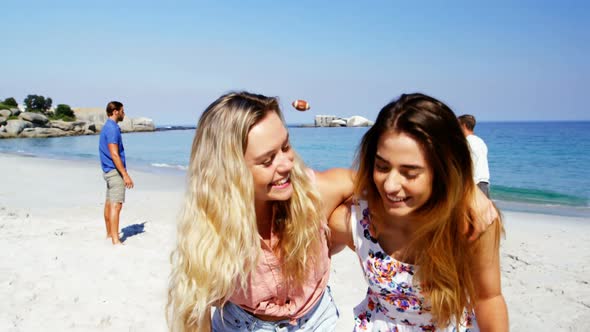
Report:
1,152,589,331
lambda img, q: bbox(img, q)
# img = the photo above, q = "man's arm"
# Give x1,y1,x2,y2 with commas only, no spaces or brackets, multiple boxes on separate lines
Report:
108,143,134,189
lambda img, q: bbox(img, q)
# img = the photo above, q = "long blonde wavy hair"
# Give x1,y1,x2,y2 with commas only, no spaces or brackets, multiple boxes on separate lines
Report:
167,91,325,331
353,93,502,328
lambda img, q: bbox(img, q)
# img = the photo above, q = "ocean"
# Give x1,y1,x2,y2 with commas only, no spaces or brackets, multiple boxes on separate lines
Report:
1,121,589,217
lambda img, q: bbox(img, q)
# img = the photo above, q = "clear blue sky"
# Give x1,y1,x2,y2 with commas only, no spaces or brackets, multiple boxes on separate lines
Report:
2,0,588,125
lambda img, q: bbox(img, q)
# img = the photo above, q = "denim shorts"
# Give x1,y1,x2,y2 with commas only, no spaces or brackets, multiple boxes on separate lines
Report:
212,286,339,331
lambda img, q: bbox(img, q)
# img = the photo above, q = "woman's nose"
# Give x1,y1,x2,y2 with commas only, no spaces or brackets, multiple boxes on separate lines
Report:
384,172,402,193
276,151,294,172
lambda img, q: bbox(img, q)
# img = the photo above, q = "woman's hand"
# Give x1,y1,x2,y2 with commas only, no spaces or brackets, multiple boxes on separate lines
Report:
464,188,499,242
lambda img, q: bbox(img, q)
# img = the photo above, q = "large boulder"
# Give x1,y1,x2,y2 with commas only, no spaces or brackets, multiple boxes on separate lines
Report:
19,112,49,125
132,117,155,132
118,117,134,132
71,121,89,133
5,120,33,136
0,109,11,118
329,119,347,127
73,107,154,133
117,116,155,132
10,108,21,116
19,127,67,138
347,115,373,127
73,107,107,131
50,120,75,131
84,123,97,134
0,116,6,126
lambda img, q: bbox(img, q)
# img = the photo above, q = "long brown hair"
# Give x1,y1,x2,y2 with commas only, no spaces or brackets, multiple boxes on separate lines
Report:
354,93,501,327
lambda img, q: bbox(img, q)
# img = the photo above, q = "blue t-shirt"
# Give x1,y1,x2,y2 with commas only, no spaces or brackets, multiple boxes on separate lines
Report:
99,119,126,173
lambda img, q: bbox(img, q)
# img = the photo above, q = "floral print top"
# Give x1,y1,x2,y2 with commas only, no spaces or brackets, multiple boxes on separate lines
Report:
351,201,478,332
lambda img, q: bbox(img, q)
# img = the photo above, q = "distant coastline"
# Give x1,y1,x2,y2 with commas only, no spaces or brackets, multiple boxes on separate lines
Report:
154,124,366,130
155,125,196,131
1,107,156,139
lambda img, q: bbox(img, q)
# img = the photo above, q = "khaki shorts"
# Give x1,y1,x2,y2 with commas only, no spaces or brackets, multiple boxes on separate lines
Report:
103,169,125,203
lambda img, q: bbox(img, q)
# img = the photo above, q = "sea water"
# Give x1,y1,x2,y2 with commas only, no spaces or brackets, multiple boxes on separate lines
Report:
1,122,588,217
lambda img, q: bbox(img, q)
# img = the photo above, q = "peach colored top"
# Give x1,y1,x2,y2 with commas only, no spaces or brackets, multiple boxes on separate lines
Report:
228,170,331,322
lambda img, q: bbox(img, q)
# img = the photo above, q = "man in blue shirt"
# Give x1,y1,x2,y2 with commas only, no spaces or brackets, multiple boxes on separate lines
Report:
99,101,134,245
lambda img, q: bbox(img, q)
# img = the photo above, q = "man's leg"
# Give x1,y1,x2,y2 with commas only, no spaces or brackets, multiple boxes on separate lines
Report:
104,200,112,238
109,202,123,245
104,170,126,245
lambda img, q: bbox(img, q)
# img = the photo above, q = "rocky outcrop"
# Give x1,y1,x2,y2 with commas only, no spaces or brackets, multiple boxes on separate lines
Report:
4,120,33,136
74,108,155,133
315,114,373,127
19,127,69,138
19,112,49,125
347,115,373,127
10,108,21,116
329,119,348,127
118,117,155,133
130,117,155,132
73,107,107,131
0,107,155,139
49,120,76,131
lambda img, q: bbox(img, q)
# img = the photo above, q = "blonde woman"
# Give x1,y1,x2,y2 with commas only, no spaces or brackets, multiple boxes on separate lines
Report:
329,93,507,331
167,91,497,331
167,91,353,331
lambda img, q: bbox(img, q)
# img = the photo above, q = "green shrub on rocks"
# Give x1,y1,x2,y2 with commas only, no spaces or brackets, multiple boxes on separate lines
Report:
3,97,18,107
50,104,76,122
24,94,52,114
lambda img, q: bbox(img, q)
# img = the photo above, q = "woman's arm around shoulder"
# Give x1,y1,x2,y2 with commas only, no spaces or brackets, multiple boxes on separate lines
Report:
466,189,500,242
314,168,355,220
471,219,509,331
327,199,355,255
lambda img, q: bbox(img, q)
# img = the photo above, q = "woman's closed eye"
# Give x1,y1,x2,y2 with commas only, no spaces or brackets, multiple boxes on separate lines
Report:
401,168,423,180
262,156,274,167
374,161,390,172
403,172,419,180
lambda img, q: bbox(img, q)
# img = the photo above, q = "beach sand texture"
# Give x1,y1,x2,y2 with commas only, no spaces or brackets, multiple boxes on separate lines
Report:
1,153,589,331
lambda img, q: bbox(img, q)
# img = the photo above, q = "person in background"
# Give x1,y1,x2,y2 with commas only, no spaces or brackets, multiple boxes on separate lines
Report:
458,114,491,198
329,93,507,331
99,101,134,245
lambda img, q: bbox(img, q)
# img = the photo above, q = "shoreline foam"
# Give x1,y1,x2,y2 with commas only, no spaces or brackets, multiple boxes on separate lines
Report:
1,148,587,217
